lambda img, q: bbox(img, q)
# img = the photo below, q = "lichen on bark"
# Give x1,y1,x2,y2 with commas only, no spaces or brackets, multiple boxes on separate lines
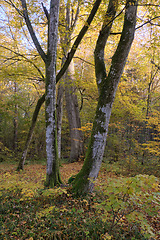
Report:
72,0,138,196
45,0,62,187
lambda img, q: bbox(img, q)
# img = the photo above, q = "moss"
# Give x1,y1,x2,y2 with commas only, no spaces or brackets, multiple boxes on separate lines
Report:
71,99,109,196
72,172,89,196
71,131,96,195
45,169,62,188
68,175,76,184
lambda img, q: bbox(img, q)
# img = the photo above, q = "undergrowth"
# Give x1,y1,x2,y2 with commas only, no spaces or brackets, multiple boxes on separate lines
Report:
0,163,159,240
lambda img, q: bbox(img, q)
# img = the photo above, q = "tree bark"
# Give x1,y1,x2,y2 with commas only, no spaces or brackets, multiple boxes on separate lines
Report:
60,1,83,162
45,0,62,187
72,0,138,195
65,60,83,162
13,81,18,155
56,82,64,159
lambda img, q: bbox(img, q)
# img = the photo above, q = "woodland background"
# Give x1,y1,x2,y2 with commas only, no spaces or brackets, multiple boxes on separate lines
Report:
0,0,160,239
0,0,159,171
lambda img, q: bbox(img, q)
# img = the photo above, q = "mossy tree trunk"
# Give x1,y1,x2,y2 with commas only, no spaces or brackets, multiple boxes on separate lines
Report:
72,0,138,195
17,94,45,170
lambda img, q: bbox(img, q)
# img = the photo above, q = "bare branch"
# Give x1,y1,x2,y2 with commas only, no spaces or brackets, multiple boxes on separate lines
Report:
70,1,80,31
56,0,102,84
0,45,45,80
151,60,160,70
138,4,160,7
4,0,23,17
41,2,49,21
111,16,160,35
136,16,160,30
73,56,94,66
20,0,47,63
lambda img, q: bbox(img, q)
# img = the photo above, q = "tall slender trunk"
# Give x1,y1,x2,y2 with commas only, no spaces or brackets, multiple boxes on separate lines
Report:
65,60,83,162
72,0,138,195
17,94,45,170
13,81,18,155
45,0,62,187
59,1,83,162
56,82,64,159
142,66,154,164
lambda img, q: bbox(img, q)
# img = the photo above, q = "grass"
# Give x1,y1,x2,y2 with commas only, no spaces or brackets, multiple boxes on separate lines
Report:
0,161,160,240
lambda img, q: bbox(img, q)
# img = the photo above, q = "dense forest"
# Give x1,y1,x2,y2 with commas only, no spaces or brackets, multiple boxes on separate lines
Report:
0,0,160,239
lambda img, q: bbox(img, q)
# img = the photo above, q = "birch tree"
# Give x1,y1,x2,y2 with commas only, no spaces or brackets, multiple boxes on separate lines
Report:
72,0,138,195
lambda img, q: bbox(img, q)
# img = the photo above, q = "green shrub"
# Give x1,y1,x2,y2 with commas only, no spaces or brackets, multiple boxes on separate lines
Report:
94,174,160,239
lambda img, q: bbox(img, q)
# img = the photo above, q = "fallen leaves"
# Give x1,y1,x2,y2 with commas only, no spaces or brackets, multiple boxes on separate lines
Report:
0,162,160,239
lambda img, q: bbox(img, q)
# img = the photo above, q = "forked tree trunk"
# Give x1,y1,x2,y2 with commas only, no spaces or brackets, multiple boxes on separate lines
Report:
20,0,61,186
72,0,138,195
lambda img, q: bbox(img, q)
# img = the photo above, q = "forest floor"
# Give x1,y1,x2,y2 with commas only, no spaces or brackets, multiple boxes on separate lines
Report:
0,161,160,240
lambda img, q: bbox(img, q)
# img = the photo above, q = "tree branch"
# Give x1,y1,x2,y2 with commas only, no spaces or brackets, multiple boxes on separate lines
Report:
151,60,160,70
138,4,160,7
41,2,49,21
56,0,102,84
70,1,80,31
136,16,160,30
20,0,47,63
73,56,95,66
4,0,23,17
0,45,45,80
111,16,160,35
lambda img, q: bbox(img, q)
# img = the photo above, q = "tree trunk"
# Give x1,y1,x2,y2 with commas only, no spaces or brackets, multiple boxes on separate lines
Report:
56,82,64,159
65,60,83,162
142,63,155,165
17,94,45,170
45,0,62,187
59,1,83,162
72,0,138,195
13,81,18,155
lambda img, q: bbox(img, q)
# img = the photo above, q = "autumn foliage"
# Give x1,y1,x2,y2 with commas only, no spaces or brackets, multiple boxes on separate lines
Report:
0,162,160,240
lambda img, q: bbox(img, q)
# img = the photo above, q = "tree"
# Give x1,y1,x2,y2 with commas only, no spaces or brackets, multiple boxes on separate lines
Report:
58,1,83,162
18,0,61,186
15,0,102,171
45,0,61,187
2,0,102,188
72,0,138,195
